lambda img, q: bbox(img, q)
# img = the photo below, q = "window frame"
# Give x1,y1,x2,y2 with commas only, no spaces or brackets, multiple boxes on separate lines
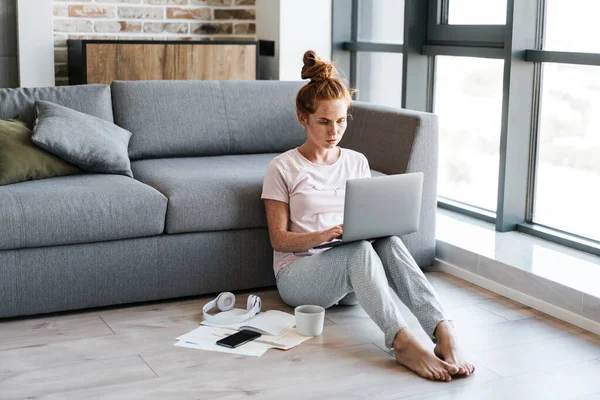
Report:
427,0,506,44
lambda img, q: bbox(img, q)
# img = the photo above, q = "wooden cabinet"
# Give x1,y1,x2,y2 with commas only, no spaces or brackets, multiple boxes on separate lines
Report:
67,40,258,85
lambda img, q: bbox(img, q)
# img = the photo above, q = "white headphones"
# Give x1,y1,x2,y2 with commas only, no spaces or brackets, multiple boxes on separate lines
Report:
202,292,262,325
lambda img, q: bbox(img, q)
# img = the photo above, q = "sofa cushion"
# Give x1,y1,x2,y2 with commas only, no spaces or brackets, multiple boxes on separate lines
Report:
0,174,168,251
131,154,279,233
0,84,113,128
111,80,306,160
32,101,133,177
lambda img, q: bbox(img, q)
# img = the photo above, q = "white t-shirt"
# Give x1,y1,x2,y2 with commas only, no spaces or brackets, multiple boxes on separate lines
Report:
261,147,371,276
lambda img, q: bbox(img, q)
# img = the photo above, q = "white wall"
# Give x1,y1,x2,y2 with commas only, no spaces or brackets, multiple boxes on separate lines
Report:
279,0,332,81
256,0,332,81
17,0,54,87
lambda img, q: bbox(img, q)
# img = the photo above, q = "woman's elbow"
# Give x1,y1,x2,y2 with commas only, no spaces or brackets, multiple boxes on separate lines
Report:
271,244,283,253
269,233,282,252
270,231,291,253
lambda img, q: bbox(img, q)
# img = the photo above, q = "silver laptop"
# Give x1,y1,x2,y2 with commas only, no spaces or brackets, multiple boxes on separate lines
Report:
313,172,423,249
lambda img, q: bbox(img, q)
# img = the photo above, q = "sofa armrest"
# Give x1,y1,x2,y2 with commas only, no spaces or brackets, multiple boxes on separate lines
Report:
342,101,439,267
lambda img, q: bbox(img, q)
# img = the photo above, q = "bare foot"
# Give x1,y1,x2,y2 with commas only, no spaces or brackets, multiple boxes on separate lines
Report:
433,321,475,376
392,328,459,382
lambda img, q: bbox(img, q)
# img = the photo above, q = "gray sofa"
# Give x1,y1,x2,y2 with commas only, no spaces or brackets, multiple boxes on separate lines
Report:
0,80,439,319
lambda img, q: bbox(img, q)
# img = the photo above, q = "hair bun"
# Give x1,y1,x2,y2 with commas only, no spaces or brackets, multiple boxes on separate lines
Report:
301,50,335,82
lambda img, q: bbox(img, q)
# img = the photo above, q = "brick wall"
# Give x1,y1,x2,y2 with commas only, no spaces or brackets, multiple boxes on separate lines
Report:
53,0,257,85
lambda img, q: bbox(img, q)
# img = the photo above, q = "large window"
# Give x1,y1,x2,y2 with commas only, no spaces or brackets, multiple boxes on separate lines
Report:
335,0,600,256
528,0,600,247
430,0,600,254
448,0,507,25
435,56,504,212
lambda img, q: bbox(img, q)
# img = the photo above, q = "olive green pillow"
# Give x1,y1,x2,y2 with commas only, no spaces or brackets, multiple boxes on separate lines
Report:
0,119,81,186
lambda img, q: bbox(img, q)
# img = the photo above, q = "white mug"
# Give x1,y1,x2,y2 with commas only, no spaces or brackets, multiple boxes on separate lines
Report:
295,305,325,336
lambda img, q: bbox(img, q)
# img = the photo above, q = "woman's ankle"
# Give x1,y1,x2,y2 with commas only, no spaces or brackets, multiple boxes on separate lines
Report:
433,320,455,342
392,327,413,350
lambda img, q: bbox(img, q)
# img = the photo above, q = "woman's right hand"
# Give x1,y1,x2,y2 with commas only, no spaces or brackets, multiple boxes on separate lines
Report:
319,224,343,243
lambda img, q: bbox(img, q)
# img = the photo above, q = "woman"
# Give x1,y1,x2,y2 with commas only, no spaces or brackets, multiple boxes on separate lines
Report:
261,50,474,382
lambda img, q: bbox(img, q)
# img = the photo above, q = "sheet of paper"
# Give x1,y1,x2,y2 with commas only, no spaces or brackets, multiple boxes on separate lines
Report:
174,340,268,357
175,326,268,357
209,327,311,350
201,310,296,336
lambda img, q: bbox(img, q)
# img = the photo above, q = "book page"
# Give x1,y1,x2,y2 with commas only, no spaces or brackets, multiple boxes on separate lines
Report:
201,310,295,336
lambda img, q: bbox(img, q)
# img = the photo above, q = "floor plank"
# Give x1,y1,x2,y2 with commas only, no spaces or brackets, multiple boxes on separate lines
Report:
0,354,157,400
474,297,543,321
0,314,114,352
455,313,583,354
402,359,600,400
469,331,600,377
436,285,501,308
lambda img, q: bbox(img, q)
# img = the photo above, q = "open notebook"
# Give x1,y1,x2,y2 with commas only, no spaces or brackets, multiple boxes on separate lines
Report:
200,310,296,336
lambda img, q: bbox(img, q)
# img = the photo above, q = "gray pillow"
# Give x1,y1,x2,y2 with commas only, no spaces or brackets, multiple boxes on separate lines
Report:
31,100,133,177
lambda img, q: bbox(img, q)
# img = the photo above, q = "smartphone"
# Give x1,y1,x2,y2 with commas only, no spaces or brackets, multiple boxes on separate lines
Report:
216,330,261,348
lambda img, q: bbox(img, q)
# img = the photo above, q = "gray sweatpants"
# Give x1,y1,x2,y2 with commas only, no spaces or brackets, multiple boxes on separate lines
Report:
276,236,450,348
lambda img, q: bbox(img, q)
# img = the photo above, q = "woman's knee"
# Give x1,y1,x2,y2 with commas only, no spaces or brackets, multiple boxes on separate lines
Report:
346,240,375,258
345,241,385,276
276,274,344,309
374,236,406,254
380,235,403,247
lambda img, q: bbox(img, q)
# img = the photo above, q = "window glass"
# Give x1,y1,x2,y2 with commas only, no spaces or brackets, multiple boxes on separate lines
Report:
357,0,404,44
534,63,600,242
356,52,403,109
448,0,507,25
545,0,600,53
435,56,505,212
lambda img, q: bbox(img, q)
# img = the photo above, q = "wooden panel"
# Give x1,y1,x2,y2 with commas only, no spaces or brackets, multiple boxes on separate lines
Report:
86,43,176,84
174,44,256,80
85,43,117,84
84,43,255,83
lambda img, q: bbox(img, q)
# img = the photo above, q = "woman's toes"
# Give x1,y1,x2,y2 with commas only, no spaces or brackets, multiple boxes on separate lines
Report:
444,370,452,382
462,362,472,375
439,368,452,382
437,369,448,382
441,360,460,375
437,369,445,381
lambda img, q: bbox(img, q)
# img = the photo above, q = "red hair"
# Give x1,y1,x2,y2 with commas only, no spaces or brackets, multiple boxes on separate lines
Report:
296,50,356,118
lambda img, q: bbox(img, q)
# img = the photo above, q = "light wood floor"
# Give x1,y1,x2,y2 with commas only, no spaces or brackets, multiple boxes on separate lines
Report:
2,271,600,400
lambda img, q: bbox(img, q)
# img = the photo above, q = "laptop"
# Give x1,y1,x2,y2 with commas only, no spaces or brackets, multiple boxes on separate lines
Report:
313,172,423,249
